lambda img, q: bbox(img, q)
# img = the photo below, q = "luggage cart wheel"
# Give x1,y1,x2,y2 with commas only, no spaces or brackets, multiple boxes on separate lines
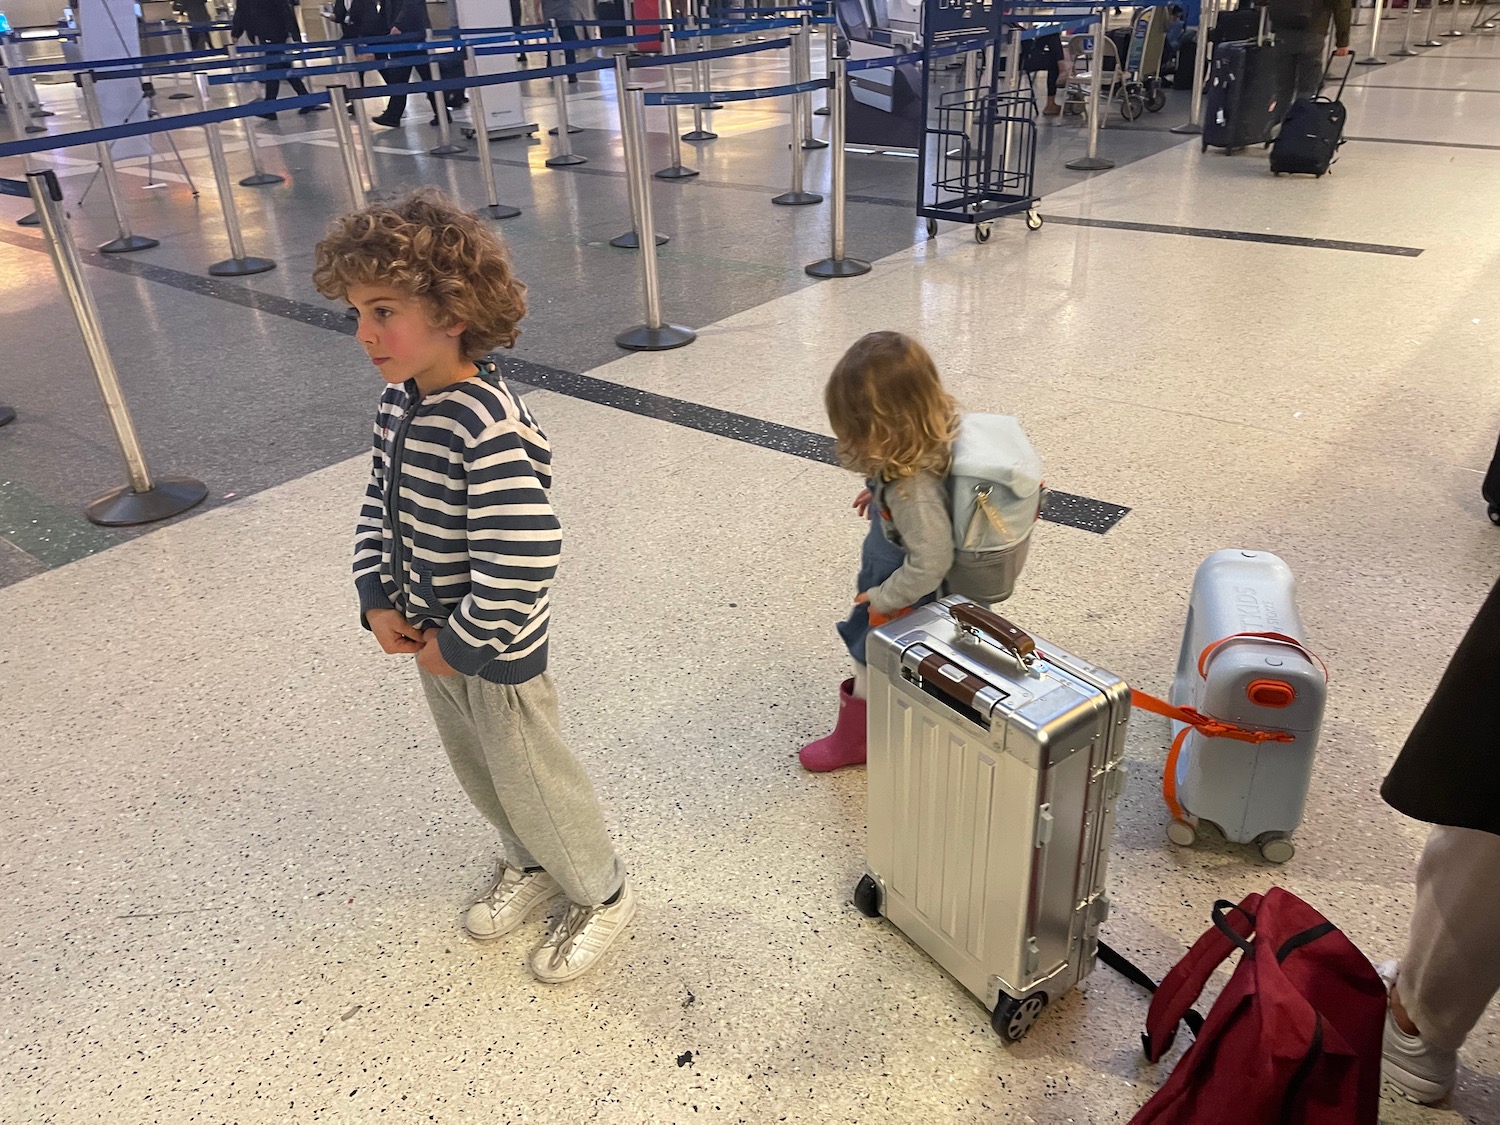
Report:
1258,835,1296,864
1122,95,1145,121
1146,88,1167,113
974,223,992,244
1025,210,1043,231
925,218,939,240
853,874,882,918
1488,502,1500,526
1166,820,1197,847
992,990,1048,1042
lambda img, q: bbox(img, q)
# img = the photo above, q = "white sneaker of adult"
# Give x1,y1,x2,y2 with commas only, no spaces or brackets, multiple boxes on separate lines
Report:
1378,960,1459,1105
529,880,637,984
462,866,562,942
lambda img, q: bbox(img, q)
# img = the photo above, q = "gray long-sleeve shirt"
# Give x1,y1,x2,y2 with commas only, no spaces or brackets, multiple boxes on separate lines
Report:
867,471,954,615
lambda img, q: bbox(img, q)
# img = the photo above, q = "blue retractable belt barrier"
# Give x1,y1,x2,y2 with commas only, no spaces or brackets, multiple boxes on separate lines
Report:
0,175,30,198
670,17,798,37
845,35,992,72
627,35,791,67
646,74,825,105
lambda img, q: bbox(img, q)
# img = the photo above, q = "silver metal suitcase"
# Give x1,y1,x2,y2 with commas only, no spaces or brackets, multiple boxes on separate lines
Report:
856,596,1131,1041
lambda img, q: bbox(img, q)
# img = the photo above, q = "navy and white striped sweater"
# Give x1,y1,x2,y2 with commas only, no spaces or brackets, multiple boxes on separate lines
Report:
354,365,560,684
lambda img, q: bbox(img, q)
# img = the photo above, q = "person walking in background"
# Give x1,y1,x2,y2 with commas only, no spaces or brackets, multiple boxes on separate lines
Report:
231,0,326,118
371,0,442,126
541,0,585,82
1379,577,1500,1107
1257,0,1352,111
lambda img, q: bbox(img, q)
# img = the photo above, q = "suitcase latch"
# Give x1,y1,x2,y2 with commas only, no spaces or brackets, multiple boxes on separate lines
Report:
1024,937,1041,976
1034,805,1054,849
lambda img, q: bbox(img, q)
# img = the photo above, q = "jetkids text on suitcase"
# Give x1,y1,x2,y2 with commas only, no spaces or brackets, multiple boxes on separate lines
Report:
856,598,1130,1042
1136,551,1328,863
1271,52,1354,177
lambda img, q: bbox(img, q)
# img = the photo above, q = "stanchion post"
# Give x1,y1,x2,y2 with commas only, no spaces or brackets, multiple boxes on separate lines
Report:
615,85,695,350
798,15,825,148
77,71,161,253
466,50,522,218
1358,0,1389,62
1445,0,1465,36
341,47,382,191
1172,0,1215,133
328,85,370,208
805,56,869,279
773,29,823,204
2,47,46,133
4,64,44,224
25,169,208,526
654,0,700,179
814,19,832,115
1066,14,1115,169
2,36,51,119
1391,0,1421,54
546,70,588,164
430,60,468,155
194,74,276,275
610,55,670,247
237,69,286,186
681,13,718,140
1418,0,1443,46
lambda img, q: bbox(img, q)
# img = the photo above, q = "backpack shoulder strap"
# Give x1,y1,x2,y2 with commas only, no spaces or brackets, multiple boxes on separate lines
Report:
1142,895,1263,1061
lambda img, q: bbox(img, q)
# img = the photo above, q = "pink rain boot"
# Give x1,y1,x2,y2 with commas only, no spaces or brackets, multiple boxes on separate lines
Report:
799,679,868,772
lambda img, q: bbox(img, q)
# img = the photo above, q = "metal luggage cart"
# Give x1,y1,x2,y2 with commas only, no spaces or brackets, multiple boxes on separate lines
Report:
922,83,1042,242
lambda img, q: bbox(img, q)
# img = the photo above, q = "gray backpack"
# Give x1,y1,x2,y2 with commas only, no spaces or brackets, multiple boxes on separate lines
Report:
945,414,1046,604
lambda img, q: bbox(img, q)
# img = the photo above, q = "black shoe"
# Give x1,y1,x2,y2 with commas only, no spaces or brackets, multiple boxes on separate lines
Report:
567,74,579,85
256,112,278,121
371,114,402,126
299,104,328,115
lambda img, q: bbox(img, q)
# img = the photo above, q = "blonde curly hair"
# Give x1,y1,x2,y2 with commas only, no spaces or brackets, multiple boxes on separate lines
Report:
312,189,527,360
824,331,958,481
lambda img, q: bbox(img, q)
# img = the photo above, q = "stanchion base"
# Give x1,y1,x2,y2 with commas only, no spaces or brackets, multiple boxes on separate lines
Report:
1390,47,1420,56
430,143,468,155
208,256,277,277
805,256,872,279
1356,56,1387,65
1170,122,1203,134
1443,30,1464,37
610,230,670,249
100,234,160,254
29,108,55,118
547,125,585,135
86,476,209,527
1417,39,1443,46
682,129,718,141
615,323,696,351
477,203,523,220
772,190,824,206
1066,156,1116,170
24,123,44,133
545,152,589,167
654,165,700,180
239,172,286,187
0,406,15,428
802,137,830,150
169,92,193,100
814,106,830,116
18,211,39,227
706,102,725,110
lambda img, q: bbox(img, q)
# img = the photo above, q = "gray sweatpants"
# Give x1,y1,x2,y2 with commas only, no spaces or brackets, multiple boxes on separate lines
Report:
419,669,624,907
1402,825,1500,1051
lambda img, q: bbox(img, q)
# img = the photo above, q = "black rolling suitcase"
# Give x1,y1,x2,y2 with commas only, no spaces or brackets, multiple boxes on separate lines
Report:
1270,53,1352,176
1202,7,1281,154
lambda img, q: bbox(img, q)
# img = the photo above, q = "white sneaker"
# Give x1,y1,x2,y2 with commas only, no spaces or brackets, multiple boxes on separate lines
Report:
528,879,637,984
1378,960,1458,1106
462,866,562,942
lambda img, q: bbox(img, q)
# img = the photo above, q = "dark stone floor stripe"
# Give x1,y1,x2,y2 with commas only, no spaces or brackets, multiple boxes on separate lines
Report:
1037,214,1423,257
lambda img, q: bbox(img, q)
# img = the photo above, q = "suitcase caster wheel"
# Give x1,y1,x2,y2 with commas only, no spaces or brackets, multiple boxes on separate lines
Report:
1259,835,1295,864
1025,209,1043,231
853,874,882,918
992,991,1048,1042
974,222,992,243
1166,820,1197,847
1488,503,1500,526
925,218,938,239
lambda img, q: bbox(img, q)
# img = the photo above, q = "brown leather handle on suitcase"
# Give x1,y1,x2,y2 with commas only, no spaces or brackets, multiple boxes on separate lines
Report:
950,602,1037,663
915,652,991,712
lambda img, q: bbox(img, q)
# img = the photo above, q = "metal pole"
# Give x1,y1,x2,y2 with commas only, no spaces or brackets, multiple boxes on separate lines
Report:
1066,14,1115,169
815,19,832,115
25,169,208,526
5,64,44,223
798,15,825,148
1003,26,1022,166
1391,0,1421,53
546,71,588,164
430,55,467,155
1,50,45,133
682,12,718,140
615,85,695,350
1173,0,1214,132
237,64,286,186
195,73,275,276
805,56,869,279
1358,0,1389,62
610,54,671,247
78,72,160,253
466,49,522,218
2,36,50,118
654,0,699,178
1418,0,1443,46
328,85,369,208
169,27,195,98
1445,0,1466,35
773,29,822,204
342,48,382,192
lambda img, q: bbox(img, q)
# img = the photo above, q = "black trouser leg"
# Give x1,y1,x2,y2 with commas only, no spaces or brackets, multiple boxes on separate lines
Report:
382,64,412,119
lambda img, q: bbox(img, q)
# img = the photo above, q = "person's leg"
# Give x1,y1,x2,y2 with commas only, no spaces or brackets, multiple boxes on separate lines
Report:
378,64,412,121
558,21,580,68
1293,45,1324,102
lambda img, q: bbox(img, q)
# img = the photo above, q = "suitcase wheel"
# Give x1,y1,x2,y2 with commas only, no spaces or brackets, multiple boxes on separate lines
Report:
1487,503,1500,526
992,990,1049,1042
1166,820,1197,847
1257,834,1296,864
853,873,882,918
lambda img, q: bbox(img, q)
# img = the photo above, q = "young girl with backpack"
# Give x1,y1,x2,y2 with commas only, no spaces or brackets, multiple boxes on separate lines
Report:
799,332,958,773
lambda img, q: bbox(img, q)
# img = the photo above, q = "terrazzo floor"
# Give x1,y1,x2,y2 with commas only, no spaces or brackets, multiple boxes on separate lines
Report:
3,20,1500,1125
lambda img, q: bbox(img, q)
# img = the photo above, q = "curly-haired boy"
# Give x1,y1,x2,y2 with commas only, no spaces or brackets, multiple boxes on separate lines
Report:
314,191,633,982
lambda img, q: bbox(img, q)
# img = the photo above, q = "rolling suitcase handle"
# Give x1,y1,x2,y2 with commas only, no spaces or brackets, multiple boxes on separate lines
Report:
1321,49,1354,101
950,602,1037,665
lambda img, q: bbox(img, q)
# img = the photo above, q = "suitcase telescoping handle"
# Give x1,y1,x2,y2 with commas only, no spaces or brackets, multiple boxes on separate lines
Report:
1325,49,1354,102
951,602,1037,665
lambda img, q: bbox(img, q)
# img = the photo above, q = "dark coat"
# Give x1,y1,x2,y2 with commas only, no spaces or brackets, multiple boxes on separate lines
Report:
231,0,301,44
334,0,387,39
1382,577,1500,838
382,0,429,34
